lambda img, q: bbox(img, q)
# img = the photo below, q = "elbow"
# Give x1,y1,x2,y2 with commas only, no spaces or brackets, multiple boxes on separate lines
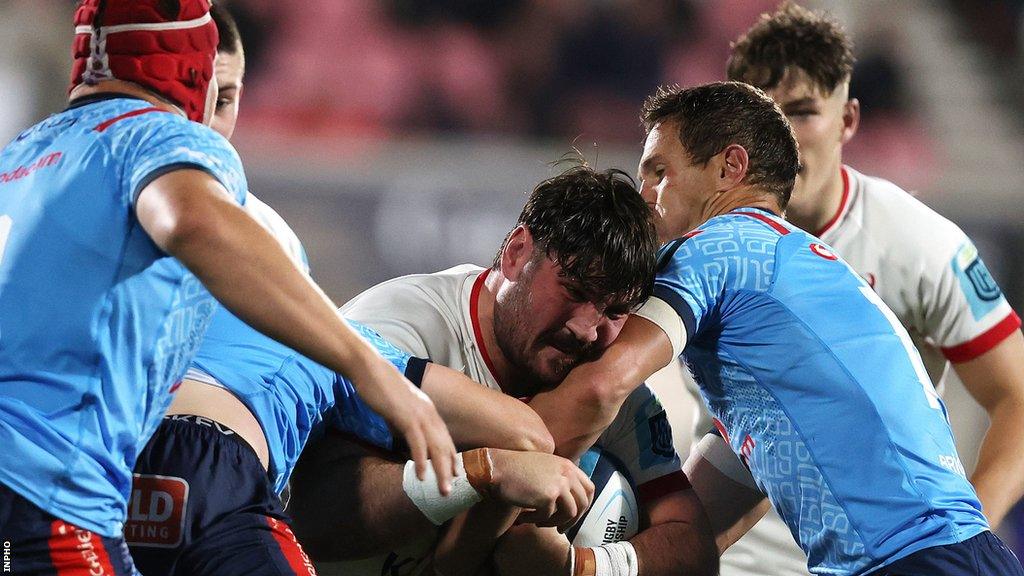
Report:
579,371,630,422
524,425,555,454
510,407,555,454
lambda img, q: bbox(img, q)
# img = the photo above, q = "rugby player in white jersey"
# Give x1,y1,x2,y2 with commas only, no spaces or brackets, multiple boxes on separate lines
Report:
288,166,719,576
125,9,594,574
680,4,1024,575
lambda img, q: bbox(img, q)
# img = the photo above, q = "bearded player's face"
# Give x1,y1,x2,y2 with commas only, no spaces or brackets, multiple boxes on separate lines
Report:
493,255,628,396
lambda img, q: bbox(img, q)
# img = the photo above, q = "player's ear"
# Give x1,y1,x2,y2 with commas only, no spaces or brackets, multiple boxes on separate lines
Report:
841,98,860,145
501,225,533,282
718,144,749,190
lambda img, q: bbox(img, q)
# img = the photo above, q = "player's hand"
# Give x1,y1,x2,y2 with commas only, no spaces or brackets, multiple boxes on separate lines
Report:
353,359,458,495
488,449,594,530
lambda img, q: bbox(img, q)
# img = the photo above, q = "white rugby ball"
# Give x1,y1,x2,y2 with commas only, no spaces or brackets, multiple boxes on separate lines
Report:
566,447,641,547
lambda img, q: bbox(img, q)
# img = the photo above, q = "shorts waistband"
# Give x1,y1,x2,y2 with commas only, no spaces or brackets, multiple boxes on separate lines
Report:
162,413,257,456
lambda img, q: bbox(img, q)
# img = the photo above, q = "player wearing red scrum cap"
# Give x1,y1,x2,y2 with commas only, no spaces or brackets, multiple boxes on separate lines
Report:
0,1,456,572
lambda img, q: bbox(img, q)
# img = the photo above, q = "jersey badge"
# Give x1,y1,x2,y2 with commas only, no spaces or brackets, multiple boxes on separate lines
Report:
952,241,1003,320
647,411,675,459
809,243,838,261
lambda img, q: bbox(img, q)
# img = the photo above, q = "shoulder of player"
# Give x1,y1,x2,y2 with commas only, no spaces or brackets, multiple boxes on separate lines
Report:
342,269,472,330
122,111,239,159
657,213,782,269
847,167,967,264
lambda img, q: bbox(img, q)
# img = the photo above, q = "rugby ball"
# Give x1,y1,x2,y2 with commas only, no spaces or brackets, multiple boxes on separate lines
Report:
565,447,641,547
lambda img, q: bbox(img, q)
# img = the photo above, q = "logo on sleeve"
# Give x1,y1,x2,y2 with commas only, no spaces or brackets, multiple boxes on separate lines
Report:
809,243,838,261
952,241,1003,320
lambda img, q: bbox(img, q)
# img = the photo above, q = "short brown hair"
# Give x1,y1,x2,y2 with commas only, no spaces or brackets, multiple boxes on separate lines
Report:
211,3,242,55
641,81,800,207
727,2,854,95
492,165,657,310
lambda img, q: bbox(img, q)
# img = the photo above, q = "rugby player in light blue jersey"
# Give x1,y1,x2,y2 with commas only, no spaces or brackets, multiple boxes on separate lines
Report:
527,82,1023,576
124,10,589,574
0,1,456,572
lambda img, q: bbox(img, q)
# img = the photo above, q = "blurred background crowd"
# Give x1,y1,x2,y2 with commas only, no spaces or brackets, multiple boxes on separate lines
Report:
3,0,1024,557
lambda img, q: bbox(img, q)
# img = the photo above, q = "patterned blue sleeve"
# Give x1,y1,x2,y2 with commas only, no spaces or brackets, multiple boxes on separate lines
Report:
651,230,727,340
326,320,430,451
125,116,247,207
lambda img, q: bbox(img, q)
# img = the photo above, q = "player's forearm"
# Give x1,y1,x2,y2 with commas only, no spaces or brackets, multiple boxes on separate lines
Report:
493,525,572,576
970,399,1024,527
434,501,520,576
532,319,673,461
423,364,554,453
290,440,433,560
628,520,719,576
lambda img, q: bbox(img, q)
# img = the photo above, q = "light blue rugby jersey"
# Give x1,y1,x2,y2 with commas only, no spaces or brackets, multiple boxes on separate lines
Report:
654,208,988,575
0,94,247,537
190,311,426,494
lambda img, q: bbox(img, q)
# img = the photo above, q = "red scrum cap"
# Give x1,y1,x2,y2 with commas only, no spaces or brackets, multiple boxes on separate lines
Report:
70,0,219,123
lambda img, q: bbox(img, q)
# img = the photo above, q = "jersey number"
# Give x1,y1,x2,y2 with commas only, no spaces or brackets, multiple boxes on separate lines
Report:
858,286,941,409
0,215,11,266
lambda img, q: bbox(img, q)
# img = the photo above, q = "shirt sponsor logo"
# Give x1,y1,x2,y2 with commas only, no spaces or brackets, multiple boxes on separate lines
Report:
938,454,967,478
124,474,189,548
740,434,756,468
0,152,63,185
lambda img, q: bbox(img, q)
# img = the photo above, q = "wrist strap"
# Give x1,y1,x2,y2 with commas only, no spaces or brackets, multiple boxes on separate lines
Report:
572,546,597,576
463,448,494,497
571,542,638,576
402,452,483,525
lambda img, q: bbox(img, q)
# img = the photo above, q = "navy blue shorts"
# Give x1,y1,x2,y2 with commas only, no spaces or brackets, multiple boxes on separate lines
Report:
879,530,1024,575
0,481,138,575
126,415,316,576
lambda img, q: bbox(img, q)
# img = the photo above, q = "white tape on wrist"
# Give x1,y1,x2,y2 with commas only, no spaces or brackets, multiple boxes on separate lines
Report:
402,452,483,525
593,541,639,576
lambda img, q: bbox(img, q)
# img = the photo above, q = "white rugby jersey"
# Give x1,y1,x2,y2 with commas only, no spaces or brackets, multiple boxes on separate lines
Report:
243,192,308,270
321,265,685,576
698,165,1021,576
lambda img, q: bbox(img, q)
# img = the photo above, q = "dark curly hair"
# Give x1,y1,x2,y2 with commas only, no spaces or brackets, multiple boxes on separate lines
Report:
492,165,658,310
727,1,855,95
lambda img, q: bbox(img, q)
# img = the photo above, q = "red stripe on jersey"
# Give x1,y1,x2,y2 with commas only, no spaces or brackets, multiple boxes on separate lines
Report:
470,269,502,388
48,520,118,576
266,517,318,575
637,470,692,504
682,229,704,240
94,107,167,132
712,417,731,443
738,212,790,236
814,166,851,237
942,310,1022,363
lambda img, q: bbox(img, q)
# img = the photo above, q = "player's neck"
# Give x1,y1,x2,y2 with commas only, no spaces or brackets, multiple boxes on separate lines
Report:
477,272,514,390
785,165,846,235
704,187,783,223
69,80,186,118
